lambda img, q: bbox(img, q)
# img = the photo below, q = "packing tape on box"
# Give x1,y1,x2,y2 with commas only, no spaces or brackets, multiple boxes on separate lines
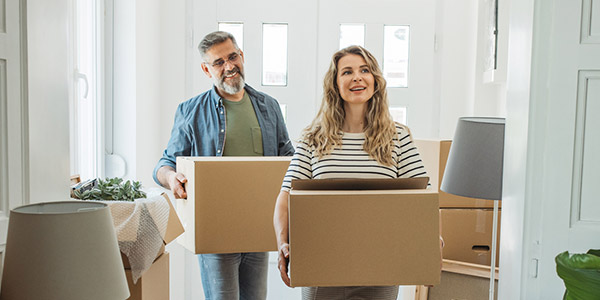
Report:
475,209,489,233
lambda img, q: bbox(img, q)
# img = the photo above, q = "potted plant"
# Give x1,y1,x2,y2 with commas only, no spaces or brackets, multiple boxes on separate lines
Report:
72,177,146,201
555,249,600,300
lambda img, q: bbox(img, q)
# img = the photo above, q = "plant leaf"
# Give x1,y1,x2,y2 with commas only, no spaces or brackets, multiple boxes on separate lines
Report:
556,251,600,300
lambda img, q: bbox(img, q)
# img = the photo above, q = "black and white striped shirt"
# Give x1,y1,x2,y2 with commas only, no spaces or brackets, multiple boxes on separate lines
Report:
281,124,428,191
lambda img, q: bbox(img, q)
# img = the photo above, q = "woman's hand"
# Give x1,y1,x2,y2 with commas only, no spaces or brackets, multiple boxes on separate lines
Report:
278,243,291,287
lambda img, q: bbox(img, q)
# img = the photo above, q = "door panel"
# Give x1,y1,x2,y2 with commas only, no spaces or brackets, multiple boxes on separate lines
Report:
574,71,600,223
535,0,600,298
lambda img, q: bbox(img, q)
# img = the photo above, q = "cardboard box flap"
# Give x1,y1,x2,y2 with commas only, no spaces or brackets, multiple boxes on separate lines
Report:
291,177,429,191
161,193,184,245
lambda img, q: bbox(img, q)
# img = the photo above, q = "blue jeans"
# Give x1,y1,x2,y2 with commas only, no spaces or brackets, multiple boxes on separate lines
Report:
198,252,269,300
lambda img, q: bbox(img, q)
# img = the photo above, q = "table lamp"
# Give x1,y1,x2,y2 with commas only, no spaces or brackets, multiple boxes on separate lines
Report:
440,117,505,300
0,201,130,300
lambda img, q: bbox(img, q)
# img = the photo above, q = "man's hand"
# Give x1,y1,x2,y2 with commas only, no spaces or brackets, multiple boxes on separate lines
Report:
168,172,188,199
278,243,291,287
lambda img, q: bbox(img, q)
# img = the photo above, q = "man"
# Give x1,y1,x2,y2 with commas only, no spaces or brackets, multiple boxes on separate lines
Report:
153,31,294,300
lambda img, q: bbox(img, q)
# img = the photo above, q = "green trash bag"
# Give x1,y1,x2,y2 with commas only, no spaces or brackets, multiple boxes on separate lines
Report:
555,249,600,300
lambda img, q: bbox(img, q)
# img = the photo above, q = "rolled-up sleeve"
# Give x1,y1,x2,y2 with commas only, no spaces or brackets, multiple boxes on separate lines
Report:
153,104,192,185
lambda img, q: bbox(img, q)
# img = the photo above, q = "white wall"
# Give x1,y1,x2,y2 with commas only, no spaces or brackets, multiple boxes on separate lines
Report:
435,0,507,139
112,0,136,181
435,0,478,139
135,0,162,187
112,0,164,187
27,0,71,203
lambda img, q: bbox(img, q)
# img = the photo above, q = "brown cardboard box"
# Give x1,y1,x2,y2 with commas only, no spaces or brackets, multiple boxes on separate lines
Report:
414,139,501,209
121,193,184,268
440,209,500,266
426,259,498,300
125,252,170,300
176,156,292,254
288,181,440,287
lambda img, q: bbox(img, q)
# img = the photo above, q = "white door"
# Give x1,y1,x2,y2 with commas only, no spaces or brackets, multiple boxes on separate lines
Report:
0,0,27,266
316,0,437,138
523,0,600,298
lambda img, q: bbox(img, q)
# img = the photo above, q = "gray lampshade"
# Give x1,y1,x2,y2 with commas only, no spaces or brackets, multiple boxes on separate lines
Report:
441,117,505,200
0,201,130,300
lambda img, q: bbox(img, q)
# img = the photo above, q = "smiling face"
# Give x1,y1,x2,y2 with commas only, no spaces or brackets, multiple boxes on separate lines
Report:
201,38,246,96
336,54,375,107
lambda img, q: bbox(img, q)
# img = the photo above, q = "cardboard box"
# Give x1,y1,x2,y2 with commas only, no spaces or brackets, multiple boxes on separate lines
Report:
288,179,440,287
426,259,498,300
440,209,501,266
176,156,292,254
121,193,184,268
125,252,170,300
414,139,501,209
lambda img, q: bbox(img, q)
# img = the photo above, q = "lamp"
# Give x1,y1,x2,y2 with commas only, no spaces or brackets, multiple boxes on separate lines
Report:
440,117,505,300
0,201,130,300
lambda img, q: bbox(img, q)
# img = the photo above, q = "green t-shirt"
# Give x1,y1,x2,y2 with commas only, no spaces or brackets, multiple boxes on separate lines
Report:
222,92,263,156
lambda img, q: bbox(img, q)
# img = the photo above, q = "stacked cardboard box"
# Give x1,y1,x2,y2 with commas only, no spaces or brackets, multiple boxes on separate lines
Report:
414,140,501,299
123,193,184,300
415,139,501,266
426,260,498,300
125,252,171,300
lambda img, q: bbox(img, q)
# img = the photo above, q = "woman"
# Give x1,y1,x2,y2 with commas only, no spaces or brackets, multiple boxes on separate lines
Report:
273,45,430,299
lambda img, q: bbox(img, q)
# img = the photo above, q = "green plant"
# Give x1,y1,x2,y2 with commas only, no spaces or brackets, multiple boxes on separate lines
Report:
556,249,600,300
73,177,146,201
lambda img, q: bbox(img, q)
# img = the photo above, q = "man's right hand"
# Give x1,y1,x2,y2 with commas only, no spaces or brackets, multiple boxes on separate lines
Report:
168,172,188,199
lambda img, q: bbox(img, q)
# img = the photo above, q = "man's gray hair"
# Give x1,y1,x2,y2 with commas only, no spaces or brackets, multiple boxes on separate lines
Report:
198,31,240,61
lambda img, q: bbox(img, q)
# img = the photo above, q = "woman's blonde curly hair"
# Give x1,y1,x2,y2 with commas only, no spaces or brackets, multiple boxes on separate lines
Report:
302,45,398,166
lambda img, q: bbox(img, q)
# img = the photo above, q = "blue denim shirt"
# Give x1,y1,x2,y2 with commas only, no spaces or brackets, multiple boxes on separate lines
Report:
153,84,294,185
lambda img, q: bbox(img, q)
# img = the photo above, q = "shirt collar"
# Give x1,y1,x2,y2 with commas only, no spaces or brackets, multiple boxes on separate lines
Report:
210,84,251,108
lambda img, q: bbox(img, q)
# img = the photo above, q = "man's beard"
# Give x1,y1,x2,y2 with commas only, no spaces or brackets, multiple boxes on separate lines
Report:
214,67,245,94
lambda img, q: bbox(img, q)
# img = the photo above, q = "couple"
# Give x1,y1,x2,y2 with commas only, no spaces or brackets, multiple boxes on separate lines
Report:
154,31,429,300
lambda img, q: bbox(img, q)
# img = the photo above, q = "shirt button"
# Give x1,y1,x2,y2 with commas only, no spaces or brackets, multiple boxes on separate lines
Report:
220,129,224,133
217,150,221,153
220,111,223,114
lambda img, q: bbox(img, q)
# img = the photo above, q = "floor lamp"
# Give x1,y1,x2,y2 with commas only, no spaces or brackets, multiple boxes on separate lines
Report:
440,117,505,300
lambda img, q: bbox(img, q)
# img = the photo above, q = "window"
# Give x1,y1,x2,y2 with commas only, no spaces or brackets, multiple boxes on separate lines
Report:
262,23,288,86
218,22,244,51
69,0,103,180
339,24,365,49
383,25,410,88
389,107,407,125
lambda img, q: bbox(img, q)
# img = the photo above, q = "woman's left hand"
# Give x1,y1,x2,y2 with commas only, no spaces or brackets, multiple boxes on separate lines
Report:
278,243,291,287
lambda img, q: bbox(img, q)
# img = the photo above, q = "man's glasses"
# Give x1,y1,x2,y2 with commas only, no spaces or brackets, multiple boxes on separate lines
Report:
206,52,240,69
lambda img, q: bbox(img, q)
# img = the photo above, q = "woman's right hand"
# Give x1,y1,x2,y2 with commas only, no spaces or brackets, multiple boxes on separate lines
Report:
278,243,291,287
